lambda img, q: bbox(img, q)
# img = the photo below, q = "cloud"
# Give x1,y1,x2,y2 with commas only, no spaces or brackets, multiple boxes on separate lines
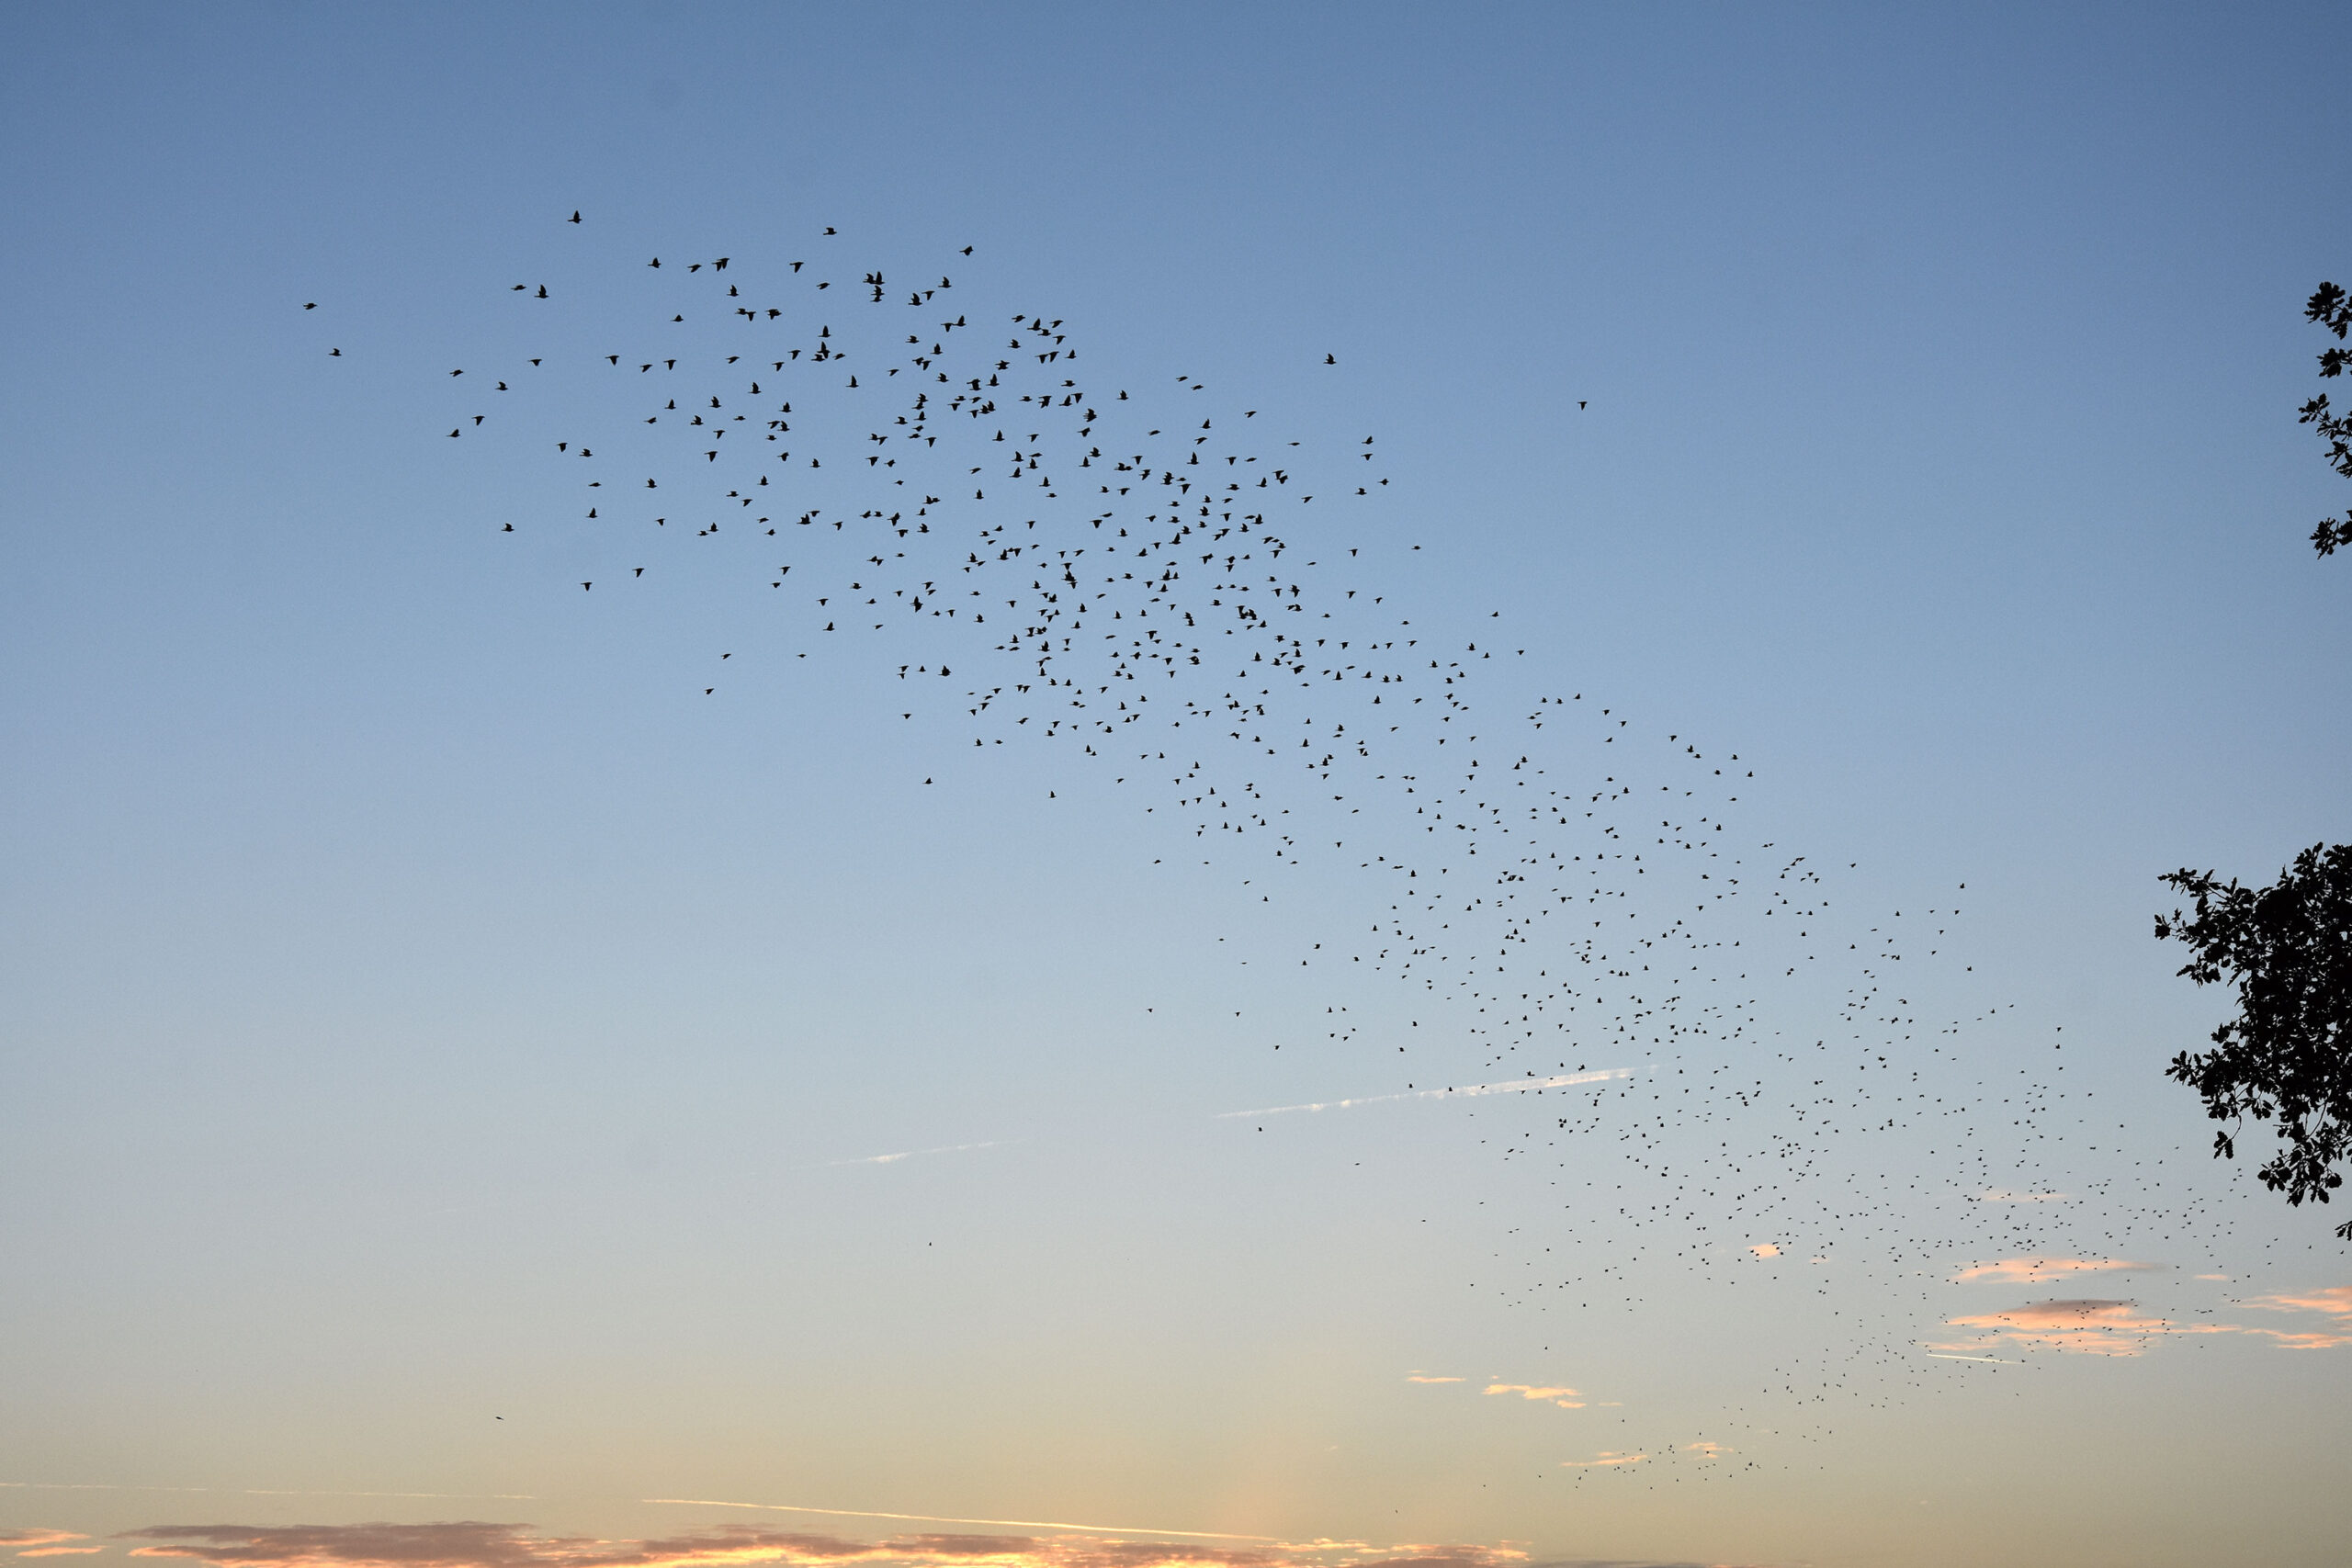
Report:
1483,1384,1582,1408
1670,1442,1731,1459
1557,1453,1645,1470
119,1526,1543,1568
1939,1298,2228,1356
1745,1245,1779,1258
2245,1284,2352,1321
1952,1258,2159,1284
1402,1374,1463,1383
4,1537,90,1556
1218,1069,1634,1121
644,1506,1267,1544
2237,1328,2352,1349
1939,1281,2352,1355
1975,1190,2066,1203
2231,1285,2352,1347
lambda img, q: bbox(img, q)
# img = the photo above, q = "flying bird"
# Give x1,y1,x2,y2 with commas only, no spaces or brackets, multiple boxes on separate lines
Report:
387,228,2077,1455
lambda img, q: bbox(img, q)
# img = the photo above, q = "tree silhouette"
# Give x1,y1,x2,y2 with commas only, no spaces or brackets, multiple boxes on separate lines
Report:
2154,286,2352,1237
2301,280,2352,558
2158,849,2352,1236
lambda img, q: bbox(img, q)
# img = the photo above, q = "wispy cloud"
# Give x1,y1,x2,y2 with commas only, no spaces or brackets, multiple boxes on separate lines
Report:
1557,1453,1646,1470
1939,1282,2352,1355
1483,1384,1582,1409
1402,1374,1462,1384
4,1535,92,1556
1975,1190,2066,1203
2233,1284,2352,1348
641,1506,1266,1544
1939,1299,2223,1356
2236,1326,2352,1349
1952,1258,2159,1284
1218,1069,1634,1121
2245,1284,2352,1321
120,1526,1546,1568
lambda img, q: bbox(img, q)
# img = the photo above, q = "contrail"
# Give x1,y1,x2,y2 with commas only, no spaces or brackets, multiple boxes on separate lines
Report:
642,1499,1274,1540
1218,1067,1637,1120
819,1139,1016,1168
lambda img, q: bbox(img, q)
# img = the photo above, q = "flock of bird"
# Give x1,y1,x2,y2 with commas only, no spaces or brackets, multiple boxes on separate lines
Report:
302,217,2288,1478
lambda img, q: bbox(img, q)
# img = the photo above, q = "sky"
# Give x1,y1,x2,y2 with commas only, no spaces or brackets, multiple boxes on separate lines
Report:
3,5,2350,1567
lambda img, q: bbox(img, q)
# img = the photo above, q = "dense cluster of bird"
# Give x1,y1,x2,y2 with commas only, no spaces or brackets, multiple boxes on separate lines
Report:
301,217,2280,1478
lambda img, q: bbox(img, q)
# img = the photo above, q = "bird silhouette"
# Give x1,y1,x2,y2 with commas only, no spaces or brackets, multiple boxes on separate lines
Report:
367,230,2136,1467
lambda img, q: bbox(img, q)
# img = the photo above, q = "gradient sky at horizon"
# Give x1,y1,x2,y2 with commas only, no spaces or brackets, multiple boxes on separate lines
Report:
5,6,2351,1568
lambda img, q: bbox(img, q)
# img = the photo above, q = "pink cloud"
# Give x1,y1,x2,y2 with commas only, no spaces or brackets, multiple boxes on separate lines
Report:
2237,1328,2352,1349
118,1527,1539,1568
2245,1285,2352,1322
1939,1298,2224,1356
1941,1282,2352,1355
2222,1284,2352,1348
1,1540,87,1553
1952,1258,2158,1284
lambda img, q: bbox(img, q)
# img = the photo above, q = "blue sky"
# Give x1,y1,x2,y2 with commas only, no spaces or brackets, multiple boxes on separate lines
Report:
4,6,2350,1567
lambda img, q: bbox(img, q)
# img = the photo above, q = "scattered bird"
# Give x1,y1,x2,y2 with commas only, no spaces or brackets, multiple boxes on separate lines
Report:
374,231,2139,1470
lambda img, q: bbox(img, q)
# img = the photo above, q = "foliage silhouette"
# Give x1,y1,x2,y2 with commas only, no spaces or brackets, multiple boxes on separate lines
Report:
2157,844,2352,1238
2301,279,2352,558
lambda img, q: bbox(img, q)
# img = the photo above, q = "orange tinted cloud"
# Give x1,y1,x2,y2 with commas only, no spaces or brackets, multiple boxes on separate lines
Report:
2238,1328,2352,1349
2233,1284,2352,1347
2245,1285,2352,1320
1557,1452,1645,1469
120,1526,1539,1568
5,1538,92,1558
1942,1282,2352,1355
1483,1384,1582,1408
1940,1298,2224,1356
1402,1374,1463,1384
1952,1258,2157,1284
